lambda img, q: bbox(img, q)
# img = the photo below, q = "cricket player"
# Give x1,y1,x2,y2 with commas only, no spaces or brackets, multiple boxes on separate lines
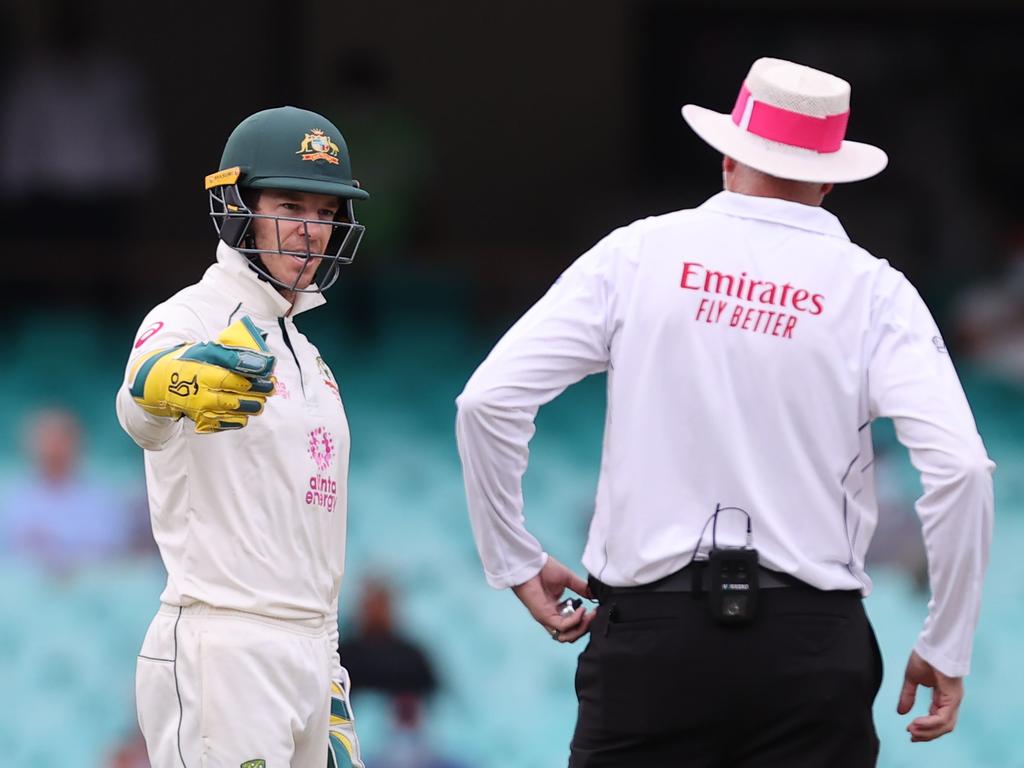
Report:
116,106,367,768
456,58,994,766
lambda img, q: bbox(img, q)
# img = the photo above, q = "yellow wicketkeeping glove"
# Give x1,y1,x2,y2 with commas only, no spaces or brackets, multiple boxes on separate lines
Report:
129,316,276,434
327,680,364,768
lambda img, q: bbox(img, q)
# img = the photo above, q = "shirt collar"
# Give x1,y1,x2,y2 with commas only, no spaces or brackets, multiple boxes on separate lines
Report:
698,190,849,241
206,241,327,319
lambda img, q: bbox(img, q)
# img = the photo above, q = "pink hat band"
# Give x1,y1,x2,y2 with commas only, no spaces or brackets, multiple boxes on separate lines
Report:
730,83,849,154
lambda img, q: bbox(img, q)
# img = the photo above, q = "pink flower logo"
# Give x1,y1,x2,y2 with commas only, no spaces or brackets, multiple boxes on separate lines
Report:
308,427,335,472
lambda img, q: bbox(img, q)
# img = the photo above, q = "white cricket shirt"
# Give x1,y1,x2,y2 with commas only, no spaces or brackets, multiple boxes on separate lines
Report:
117,243,351,680
456,191,994,676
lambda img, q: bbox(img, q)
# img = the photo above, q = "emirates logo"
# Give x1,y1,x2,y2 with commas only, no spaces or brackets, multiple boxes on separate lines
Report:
308,427,335,472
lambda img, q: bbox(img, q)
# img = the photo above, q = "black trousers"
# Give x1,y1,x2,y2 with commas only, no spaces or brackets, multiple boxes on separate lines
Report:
569,584,883,768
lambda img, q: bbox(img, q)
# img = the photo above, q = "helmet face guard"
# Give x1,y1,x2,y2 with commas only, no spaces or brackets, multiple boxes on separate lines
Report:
207,106,370,295
209,181,365,294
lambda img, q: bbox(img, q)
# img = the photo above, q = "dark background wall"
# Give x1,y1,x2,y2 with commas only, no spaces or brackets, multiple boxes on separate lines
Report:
2,0,1021,338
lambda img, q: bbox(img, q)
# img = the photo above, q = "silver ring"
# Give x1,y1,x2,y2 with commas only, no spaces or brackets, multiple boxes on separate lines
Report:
549,627,560,640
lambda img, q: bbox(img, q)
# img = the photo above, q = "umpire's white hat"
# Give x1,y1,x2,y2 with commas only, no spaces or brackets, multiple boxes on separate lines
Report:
682,57,888,183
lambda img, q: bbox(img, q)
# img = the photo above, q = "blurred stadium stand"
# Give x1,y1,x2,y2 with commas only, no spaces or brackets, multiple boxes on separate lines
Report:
1,313,1021,767
1,0,1022,765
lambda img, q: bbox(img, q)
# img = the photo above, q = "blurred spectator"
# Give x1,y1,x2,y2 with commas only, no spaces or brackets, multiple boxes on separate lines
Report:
369,693,467,768
952,228,1024,385
106,728,150,768
0,408,139,574
340,577,438,698
341,578,467,768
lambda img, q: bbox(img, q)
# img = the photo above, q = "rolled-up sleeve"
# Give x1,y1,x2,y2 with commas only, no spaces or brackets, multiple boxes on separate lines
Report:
867,269,995,677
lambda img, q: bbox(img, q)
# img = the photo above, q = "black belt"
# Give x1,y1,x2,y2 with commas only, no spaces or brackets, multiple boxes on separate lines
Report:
589,563,806,601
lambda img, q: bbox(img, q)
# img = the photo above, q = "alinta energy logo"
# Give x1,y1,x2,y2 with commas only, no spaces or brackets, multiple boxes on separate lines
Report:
308,426,335,471
306,426,338,512
296,129,340,165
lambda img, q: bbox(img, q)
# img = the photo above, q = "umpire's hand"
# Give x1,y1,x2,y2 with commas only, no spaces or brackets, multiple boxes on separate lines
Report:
898,650,964,742
512,556,595,643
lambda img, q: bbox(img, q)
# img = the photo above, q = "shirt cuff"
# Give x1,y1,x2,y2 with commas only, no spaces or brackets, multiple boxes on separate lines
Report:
485,552,549,590
914,636,970,678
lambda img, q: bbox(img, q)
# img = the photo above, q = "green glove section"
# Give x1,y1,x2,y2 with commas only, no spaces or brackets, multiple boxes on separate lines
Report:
129,316,276,434
327,681,360,768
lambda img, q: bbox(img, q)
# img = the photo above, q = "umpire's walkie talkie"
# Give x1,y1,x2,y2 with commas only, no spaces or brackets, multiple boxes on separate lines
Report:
707,546,759,624
705,504,759,625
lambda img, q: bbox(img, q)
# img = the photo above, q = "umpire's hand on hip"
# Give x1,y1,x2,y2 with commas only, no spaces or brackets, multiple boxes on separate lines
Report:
129,316,276,434
512,556,595,643
898,650,964,742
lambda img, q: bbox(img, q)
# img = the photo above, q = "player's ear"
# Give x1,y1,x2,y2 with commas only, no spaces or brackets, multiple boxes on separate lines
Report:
722,156,738,191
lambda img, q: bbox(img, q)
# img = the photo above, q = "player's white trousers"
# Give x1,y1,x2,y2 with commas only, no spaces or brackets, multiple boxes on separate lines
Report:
136,602,346,768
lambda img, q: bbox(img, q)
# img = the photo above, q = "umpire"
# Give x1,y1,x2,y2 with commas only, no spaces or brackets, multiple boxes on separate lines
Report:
455,57,994,767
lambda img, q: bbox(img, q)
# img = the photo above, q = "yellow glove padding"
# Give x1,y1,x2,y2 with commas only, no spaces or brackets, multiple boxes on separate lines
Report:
327,680,363,768
129,316,276,434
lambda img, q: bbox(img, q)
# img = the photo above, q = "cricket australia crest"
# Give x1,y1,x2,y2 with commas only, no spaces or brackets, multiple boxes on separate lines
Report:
296,129,340,165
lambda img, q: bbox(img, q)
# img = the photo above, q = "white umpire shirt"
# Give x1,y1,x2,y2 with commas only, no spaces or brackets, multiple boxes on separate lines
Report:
456,190,994,677
116,242,350,682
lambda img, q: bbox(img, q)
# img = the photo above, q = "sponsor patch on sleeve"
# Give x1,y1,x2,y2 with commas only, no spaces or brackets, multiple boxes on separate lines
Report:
134,321,165,349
